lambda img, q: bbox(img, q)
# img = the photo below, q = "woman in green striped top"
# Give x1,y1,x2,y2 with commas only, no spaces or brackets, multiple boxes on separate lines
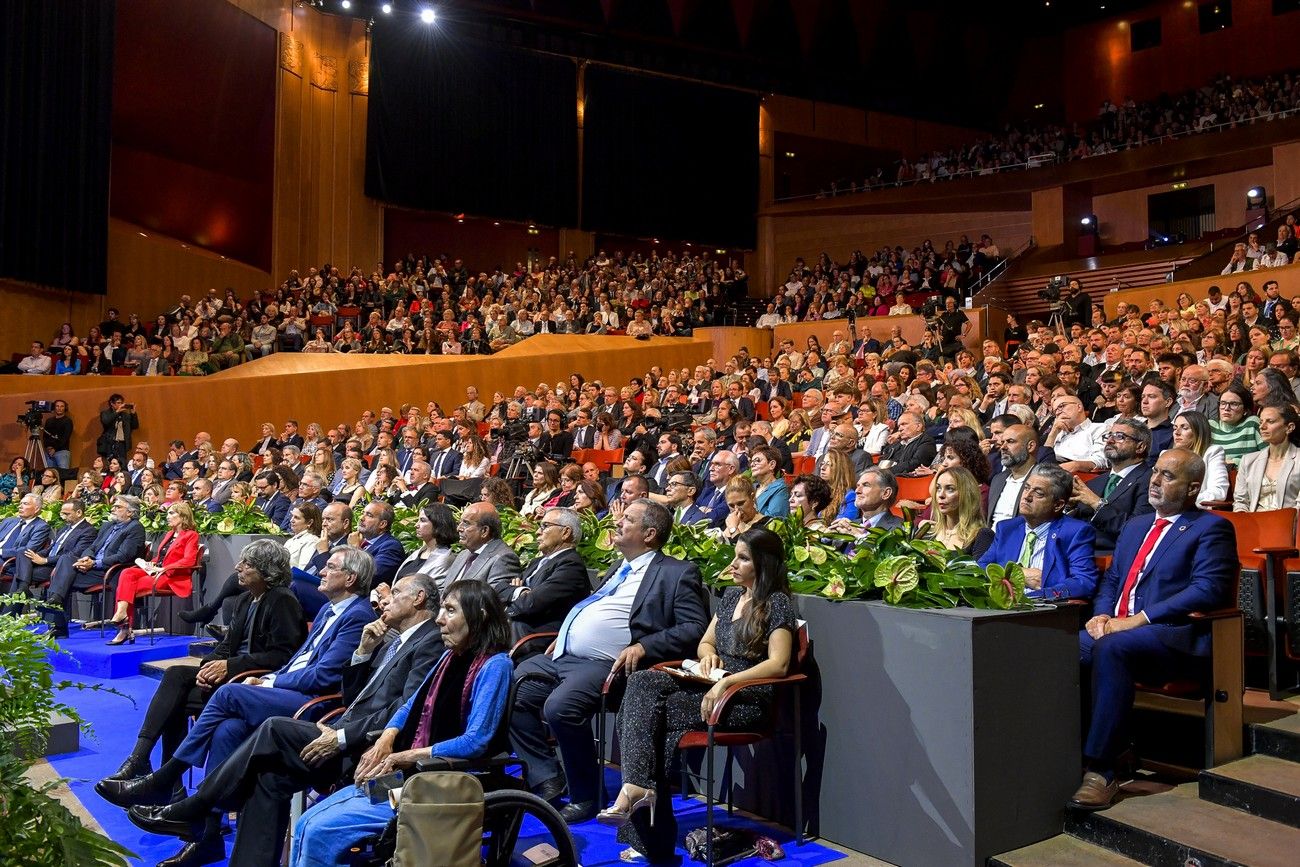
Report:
1211,384,1263,466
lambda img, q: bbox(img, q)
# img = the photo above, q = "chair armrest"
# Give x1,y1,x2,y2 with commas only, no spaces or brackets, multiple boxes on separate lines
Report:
1187,607,1242,621
229,668,273,684
509,631,558,661
707,673,808,726
601,666,627,695
1201,500,1233,511
1254,546,1300,557
293,693,344,720
650,660,687,672
318,707,346,724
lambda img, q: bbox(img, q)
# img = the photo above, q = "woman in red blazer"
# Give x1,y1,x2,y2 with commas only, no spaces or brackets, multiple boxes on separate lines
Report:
108,502,200,645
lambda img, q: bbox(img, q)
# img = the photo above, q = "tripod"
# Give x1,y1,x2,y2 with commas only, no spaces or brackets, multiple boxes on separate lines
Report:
22,429,48,472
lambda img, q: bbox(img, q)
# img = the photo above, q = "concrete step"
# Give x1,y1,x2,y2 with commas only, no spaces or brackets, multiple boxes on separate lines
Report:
990,833,1145,866
1200,754,1300,829
1252,713,1300,763
1065,781,1300,867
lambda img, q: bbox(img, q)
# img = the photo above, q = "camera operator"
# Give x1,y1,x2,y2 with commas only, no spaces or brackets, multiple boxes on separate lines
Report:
96,393,139,466
42,400,73,469
1062,279,1092,332
936,296,970,360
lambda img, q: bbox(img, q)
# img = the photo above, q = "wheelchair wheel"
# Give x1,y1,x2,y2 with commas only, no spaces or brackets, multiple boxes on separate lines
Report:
481,789,579,867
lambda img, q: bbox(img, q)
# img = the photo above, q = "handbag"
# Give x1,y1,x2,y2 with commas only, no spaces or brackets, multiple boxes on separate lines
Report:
391,771,484,867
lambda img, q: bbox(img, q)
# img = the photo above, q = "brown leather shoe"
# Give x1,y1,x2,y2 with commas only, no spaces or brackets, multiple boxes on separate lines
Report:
1069,771,1119,810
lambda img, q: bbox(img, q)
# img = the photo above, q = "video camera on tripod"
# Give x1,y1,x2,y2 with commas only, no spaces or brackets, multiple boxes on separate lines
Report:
17,400,53,433
919,298,943,332
1038,276,1068,312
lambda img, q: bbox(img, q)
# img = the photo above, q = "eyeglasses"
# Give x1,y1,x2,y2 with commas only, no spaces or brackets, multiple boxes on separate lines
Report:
1219,400,1244,409
1103,432,1137,442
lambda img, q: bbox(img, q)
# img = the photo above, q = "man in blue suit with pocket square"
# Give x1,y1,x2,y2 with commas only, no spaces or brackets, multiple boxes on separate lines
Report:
1070,449,1236,810
98,544,376,809
979,463,1099,601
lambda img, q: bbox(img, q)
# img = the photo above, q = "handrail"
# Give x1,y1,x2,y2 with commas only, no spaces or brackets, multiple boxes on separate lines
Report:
969,237,1037,310
1170,190,1300,278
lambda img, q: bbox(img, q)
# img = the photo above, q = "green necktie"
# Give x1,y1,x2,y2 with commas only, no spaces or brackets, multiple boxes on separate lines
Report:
1103,474,1120,498
1019,530,1038,567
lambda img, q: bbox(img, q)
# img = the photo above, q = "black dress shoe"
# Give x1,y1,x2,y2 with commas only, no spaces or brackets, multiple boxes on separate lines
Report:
95,772,183,808
532,775,568,806
102,755,151,784
204,624,227,641
127,805,204,840
179,605,216,625
559,800,598,824
156,836,225,867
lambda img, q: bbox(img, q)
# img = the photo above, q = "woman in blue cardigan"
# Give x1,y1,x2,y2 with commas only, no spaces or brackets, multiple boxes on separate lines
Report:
751,445,790,519
290,580,513,866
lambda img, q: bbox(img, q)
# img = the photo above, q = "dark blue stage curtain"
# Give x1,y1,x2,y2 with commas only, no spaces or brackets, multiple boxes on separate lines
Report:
1,0,115,295
365,22,578,229
581,67,758,250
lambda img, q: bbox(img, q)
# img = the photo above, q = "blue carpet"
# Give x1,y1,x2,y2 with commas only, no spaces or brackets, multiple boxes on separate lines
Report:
55,673,845,866
49,626,197,679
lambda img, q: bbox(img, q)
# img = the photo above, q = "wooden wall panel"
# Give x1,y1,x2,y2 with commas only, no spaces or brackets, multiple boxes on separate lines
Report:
0,335,712,466
697,327,774,365
1093,166,1273,246
1103,260,1300,318
0,281,105,358
774,311,987,359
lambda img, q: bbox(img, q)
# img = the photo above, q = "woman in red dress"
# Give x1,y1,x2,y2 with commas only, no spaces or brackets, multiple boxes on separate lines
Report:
107,502,200,646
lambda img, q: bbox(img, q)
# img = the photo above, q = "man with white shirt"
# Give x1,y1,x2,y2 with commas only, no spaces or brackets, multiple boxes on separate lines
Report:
647,432,682,489
510,500,708,822
17,341,52,375
1045,395,1107,473
804,406,838,459
988,424,1038,526
755,303,781,329
570,408,597,453
978,372,1011,424
1175,365,1220,419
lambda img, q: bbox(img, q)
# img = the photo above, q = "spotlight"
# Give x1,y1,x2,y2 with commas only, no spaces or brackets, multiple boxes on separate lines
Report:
1079,214,1099,235
382,2,392,11
340,0,350,8
420,8,436,23
1247,186,1267,208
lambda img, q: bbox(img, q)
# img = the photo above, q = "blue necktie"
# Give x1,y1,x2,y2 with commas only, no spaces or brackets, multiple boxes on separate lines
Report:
287,605,337,672
49,526,70,558
94,523,122,568
553,562,633,658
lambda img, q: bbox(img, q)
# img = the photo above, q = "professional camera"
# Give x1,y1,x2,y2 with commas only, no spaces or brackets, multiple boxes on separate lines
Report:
16,400,53,432
501,420,530,442
1037,276,1067,310
658,411,695,433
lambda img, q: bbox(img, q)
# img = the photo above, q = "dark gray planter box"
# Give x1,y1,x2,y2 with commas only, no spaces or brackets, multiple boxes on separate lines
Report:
797,597,1081,867
202,534,281,624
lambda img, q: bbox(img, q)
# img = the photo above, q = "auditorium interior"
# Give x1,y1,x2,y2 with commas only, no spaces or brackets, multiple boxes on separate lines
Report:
11,1,1300,865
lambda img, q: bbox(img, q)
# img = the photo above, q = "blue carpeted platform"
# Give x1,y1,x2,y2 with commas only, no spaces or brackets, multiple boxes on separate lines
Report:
54,672,846,866
49,625,196,679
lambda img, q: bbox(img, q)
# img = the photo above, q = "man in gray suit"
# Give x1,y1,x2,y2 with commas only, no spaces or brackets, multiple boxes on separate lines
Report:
442,501,522,599
831,466,903,534
209,459,239,505
125,572,445,866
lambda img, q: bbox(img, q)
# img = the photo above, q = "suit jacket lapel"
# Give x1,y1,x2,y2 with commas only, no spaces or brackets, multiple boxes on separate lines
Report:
1142,513,1193,575
628,552,662,618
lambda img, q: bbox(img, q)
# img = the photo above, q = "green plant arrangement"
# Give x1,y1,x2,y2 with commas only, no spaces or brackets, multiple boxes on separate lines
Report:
2,500,283,538
0,595,135,865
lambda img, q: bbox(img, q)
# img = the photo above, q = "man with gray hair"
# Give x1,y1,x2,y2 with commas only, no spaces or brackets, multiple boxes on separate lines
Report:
0,492,51,578
100,545,377,809
979,464,1099,601
443,501,522,599
45,494,146,637
507,507,592,644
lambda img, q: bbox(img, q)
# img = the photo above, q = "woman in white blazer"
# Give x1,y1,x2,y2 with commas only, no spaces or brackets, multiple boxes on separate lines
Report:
283,502,323,569
1233,405,1300,512
1172,412,1230,506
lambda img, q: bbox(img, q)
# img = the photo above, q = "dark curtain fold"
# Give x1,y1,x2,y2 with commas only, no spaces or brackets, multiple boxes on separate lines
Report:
365,23,578,228
1,0,115,295
582,67,758,250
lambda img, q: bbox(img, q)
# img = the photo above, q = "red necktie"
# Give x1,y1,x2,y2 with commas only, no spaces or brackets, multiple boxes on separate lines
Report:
1116,518,1170,617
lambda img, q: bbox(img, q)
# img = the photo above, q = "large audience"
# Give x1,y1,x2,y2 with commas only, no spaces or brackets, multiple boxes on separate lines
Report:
811,69,1300,198
5,243,1299,861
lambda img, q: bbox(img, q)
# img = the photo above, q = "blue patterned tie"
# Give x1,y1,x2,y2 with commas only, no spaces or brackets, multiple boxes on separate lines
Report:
553,562,633,659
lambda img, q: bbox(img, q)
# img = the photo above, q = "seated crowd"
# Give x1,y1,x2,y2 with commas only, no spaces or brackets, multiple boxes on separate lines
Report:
813,68,1300,197
4,267,1294,861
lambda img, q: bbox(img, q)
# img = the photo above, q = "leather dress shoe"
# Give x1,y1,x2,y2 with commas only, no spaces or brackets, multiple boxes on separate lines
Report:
95,772,182,809
204,624,227,641
127,805,205,840
532,775,568,806
559,799,598,824
1069,771,1120,810
156,835,225,867
102,755,151,784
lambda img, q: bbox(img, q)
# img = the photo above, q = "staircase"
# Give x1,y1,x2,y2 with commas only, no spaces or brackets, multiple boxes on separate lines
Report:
978,252,1195,322
992,714,1300,866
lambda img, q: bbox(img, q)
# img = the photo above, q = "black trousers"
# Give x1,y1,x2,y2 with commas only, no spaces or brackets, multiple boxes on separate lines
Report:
137,665,213,764
193,716,348,867
44,560,111,633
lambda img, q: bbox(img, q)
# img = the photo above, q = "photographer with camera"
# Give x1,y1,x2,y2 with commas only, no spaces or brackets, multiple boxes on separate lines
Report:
96,393,139,467
41,400,73,469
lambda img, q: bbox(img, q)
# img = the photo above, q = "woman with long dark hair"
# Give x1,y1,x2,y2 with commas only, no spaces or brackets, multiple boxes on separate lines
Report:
1251,366,1298,411
291,580,512,865
600,528,796,864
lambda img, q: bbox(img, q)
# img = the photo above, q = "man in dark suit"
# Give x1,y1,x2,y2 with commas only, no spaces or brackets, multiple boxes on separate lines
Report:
511,500,709,822
99,545,376,809
1070,418,1153,552
443,502,522,600
45,494,146,637
95,540,306,796
389,460,440,510
570,408,598,452
508,508,593,645
126,571,444,867
348,500,405,588
979,464,1099,601
880,412,937,476
11,498,95,607
279,419,306,450
987,423,1039,527
0,493,51,579
252,470,291,528
1071,449,1236,810
427,430,462,480
849,466,905,531
96,393,138,465
647,432,682,489
662,470,715,526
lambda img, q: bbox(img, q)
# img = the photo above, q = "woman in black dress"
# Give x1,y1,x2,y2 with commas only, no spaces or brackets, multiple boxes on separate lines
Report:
598,527,796,864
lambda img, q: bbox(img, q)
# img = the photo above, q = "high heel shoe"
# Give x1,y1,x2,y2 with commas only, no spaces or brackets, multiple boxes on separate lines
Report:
596,786,656,828
106,628,135,646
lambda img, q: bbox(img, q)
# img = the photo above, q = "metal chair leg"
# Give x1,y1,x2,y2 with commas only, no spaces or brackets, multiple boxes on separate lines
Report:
794,687,804,845
705,726,715,867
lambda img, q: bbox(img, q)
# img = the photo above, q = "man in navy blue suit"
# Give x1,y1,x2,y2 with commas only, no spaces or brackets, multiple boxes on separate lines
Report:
45,495,146,637
349,499,404,587
11,498,96,607
0,493,51,578
979,464,1099,601
99,544,376,809
662,470,714,526
1070,449,1236,810
252,470,291,528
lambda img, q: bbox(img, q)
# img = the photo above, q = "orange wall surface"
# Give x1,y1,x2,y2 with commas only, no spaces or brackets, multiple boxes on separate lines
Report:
773,310,987,357
1092,166,1273,246
1103,260,1300,318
